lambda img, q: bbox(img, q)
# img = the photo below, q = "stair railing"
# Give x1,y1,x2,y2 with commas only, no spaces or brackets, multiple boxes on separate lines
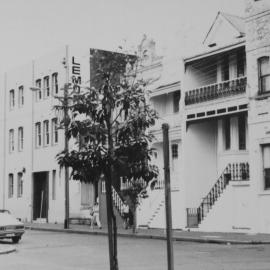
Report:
187,162,249,227
111,185,125,217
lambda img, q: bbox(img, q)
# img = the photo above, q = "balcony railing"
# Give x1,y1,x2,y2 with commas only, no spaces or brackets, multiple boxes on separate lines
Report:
185,77,247,105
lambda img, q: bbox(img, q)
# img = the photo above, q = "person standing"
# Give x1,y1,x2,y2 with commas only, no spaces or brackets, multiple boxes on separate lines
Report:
92,199,102,229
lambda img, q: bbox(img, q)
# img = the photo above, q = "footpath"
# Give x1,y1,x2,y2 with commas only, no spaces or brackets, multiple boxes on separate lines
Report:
0,244,16,255
24,222,270,245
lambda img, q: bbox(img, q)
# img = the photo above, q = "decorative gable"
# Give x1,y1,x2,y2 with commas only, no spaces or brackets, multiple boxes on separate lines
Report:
203,12,245,48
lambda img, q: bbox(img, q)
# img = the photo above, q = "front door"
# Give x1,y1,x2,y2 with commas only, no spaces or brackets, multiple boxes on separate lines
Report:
33,172,49,221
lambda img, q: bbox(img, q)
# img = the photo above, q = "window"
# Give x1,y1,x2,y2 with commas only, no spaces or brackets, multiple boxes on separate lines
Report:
81,182,91,206
35,122,41,147
52,73,58,94
223,118,231,150
237,51,245,77
18,127,24,151
52,118,58,144
173,91,180,113
221,55,229,81
238,115,246,150
8,174,14,198
18,86,24,107
43,120,49,146
262,145,270,190
171,144,178,159
43,76,50,98
258,57,270,93
17,172,23,198
52,170,56,200
9,89,15,109
9,129,14,153
35,79,42,101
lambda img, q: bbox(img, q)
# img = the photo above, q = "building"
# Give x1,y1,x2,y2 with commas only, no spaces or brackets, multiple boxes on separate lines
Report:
1,46,96,223
181,0,270,233
134,36,183,229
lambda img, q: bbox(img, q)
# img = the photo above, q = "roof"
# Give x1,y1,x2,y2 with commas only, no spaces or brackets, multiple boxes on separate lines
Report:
221,12,245,35
203,11,245,44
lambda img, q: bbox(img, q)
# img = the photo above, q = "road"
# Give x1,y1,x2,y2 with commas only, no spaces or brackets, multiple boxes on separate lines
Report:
0,230,270,270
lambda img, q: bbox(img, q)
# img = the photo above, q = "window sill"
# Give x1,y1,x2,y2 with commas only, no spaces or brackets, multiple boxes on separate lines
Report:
254,92,270,100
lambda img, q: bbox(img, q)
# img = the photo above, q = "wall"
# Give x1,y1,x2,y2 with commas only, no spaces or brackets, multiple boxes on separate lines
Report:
183,120,218,208
2,46,92,223
245,0,270,233
199,182,252,232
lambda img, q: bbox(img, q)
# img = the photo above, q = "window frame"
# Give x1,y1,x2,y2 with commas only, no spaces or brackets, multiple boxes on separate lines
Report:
17,172,23,198
9,129,15,153
8,174,14,198
43,76,50,98
258,56,270,94
18,126,24,151
52,73,58,95
9,89,15,110
43,120,49,146
51,118,58,145
173,91,180,113
223,117,231,150
18,85,24,107
35,122,41,148
35,79,42,101
262,145,270,190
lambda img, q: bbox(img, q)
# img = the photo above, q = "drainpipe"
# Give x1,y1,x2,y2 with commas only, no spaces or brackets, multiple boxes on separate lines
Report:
2,73,7,209
30,60,35,222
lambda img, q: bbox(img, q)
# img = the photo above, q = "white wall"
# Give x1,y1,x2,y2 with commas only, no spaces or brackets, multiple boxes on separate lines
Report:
183,120,218,208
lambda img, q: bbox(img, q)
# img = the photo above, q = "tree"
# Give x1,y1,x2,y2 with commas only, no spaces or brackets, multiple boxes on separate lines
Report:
56,48,158,270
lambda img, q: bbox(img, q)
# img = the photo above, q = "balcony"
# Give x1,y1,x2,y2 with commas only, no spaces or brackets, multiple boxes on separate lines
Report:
151,113,181,132
185,77,247,106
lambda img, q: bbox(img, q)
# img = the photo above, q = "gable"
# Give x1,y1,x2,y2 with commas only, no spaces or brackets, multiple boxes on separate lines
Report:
203,12,245,48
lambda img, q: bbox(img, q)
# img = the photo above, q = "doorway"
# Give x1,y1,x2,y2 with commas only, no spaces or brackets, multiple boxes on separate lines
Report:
33,172,49,221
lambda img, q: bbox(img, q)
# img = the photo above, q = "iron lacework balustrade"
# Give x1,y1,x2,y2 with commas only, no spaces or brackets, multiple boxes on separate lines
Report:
185,77,247,105
186,162,249,228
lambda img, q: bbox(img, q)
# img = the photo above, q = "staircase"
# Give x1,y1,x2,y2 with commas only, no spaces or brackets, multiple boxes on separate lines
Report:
186,162,249,228
100,181,127,227
146,199,165,228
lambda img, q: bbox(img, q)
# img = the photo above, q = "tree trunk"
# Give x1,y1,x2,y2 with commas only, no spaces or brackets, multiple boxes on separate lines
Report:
132,205,137,234
105,177,119,270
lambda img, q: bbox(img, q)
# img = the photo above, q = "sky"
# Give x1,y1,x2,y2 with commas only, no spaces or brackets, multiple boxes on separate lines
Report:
0,0,245,74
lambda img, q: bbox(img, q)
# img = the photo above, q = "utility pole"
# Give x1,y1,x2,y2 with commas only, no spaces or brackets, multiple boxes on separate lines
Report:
162,123,174,270
64,45,70,229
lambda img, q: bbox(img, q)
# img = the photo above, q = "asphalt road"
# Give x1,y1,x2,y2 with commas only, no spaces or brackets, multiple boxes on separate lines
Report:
0,230,270,270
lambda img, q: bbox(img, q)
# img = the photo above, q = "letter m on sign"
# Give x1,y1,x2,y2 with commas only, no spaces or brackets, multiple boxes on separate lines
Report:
72,76,81,85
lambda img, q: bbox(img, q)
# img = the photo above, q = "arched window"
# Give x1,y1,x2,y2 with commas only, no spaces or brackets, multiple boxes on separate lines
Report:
258,56,270,94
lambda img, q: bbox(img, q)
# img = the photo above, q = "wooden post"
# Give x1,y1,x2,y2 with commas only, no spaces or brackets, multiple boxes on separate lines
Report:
162,123,174,270
64,45,70,229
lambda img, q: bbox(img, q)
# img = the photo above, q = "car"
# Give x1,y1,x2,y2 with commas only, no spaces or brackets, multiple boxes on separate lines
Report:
0,210,25,243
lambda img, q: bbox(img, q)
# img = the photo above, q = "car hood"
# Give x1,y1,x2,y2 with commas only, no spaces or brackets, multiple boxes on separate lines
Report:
0,213,23,226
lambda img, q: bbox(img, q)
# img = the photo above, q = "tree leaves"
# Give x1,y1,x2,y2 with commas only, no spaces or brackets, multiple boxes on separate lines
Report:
56,49,158,186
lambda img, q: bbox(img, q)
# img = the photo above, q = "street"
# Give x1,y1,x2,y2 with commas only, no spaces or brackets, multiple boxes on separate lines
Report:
0,231,270,270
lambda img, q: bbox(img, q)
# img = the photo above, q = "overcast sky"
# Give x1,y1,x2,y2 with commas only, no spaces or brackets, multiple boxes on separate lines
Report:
0,0,245,74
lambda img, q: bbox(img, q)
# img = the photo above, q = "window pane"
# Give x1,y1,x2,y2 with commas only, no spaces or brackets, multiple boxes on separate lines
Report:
261,76,270,92
265,168,270,190
52,170,56,200
263,146,270,168
223,118,231,150
173,91,180,113
260,57,270,75
238,115,246,150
